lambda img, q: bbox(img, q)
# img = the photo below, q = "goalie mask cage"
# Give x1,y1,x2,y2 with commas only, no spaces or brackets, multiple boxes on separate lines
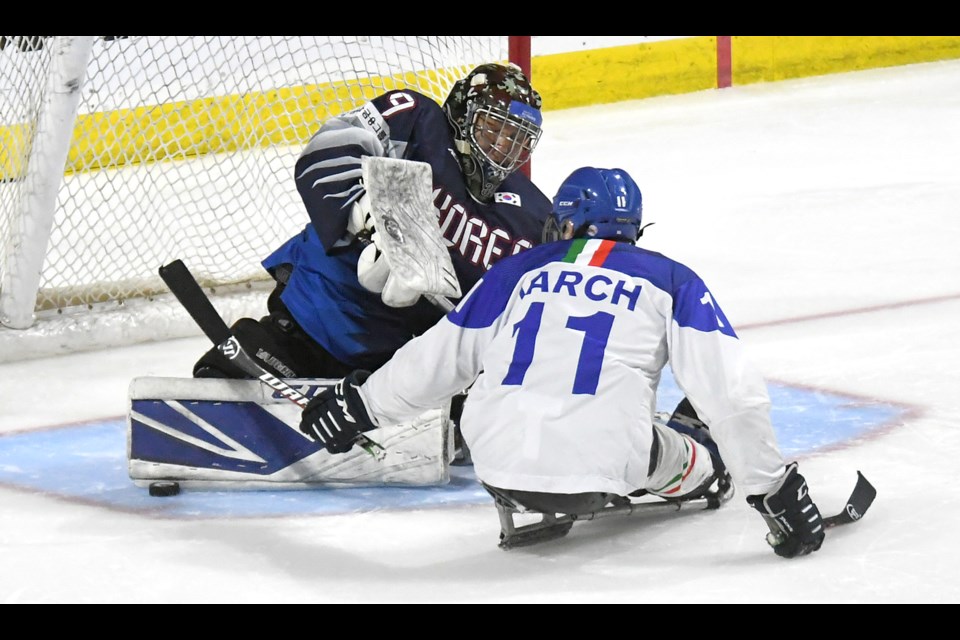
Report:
0,35,529,362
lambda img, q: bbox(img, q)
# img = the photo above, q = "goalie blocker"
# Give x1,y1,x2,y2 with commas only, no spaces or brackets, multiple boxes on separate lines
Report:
127,376,453,490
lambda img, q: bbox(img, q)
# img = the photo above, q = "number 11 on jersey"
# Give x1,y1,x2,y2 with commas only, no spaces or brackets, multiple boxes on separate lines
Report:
501,302,615,395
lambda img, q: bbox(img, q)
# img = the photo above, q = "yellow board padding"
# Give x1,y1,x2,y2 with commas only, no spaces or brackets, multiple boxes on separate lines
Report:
5,37,960,180
532,36,719,111
732,36,960,84
0,69,452,180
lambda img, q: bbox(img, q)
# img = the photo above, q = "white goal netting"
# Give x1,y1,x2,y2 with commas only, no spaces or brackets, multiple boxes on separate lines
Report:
0,36,511,361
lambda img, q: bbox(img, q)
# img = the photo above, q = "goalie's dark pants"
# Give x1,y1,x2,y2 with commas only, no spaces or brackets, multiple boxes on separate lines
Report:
193,266,353,380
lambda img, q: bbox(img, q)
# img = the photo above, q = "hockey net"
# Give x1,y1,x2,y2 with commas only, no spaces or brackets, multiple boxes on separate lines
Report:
0,36,522,361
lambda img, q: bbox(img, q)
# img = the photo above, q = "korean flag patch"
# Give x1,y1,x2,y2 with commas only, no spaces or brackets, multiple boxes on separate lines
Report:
494,192,522,207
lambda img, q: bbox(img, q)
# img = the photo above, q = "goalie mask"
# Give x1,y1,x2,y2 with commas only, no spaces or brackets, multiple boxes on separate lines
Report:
443,63,543,202
544,167,644,243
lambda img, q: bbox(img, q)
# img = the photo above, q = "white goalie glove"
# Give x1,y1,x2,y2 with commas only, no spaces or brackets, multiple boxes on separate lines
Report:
350,193,423,308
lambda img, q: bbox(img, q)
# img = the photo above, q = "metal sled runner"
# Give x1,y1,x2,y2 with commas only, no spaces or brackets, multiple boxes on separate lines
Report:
487,479,736,549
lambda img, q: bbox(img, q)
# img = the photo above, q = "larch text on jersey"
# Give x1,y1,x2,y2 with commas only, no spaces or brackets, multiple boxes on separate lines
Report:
519,269,642,311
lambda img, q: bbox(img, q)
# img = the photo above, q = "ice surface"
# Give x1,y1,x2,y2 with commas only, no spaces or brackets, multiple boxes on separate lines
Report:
2,59,959,603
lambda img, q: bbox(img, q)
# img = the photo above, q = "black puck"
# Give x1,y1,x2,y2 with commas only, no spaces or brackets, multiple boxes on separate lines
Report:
149,481,181,497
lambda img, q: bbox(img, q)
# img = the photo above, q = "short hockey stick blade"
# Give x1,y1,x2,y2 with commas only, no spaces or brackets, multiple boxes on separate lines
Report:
158,259,385,461
823,471,876,528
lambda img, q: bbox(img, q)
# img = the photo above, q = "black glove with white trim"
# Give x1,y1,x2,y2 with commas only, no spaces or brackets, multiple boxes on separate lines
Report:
747,461,825,558
299,370,377,454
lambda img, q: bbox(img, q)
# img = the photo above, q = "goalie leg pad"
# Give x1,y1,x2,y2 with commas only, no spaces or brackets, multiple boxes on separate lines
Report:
128,376,451,488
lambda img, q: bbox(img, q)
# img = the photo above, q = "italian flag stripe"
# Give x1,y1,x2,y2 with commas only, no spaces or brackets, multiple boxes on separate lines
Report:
562,239,616,267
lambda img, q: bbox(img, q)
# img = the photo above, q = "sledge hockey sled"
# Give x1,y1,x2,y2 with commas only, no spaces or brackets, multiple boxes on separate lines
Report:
127,377,453,490
487,475,735,549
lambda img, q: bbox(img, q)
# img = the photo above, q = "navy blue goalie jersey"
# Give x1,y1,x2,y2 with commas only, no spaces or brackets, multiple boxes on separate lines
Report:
263,89,552,372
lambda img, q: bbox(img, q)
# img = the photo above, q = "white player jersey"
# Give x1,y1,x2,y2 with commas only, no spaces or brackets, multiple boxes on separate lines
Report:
361,238,786,497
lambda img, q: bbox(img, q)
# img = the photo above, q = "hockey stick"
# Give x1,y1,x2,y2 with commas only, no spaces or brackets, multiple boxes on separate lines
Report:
158,259,386,461
762,470,876,551
823,470,876,528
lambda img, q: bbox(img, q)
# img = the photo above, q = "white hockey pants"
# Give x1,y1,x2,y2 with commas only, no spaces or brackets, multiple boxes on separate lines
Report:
646,422,717,499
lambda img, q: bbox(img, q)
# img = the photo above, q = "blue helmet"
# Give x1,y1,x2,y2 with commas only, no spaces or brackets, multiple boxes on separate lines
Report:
544,167,643,243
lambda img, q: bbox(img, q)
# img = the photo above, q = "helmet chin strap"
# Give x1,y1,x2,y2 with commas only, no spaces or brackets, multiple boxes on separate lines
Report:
453,133,515,202
456,153,486,203
459,152,506,203
460,153,478,175
481,162,510,199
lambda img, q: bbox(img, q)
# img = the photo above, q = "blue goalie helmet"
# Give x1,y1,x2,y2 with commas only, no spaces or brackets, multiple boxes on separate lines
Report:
544,167,643,243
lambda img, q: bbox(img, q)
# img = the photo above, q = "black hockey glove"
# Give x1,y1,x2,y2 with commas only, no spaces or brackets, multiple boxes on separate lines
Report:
746,462,825,558
299,370,377,454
